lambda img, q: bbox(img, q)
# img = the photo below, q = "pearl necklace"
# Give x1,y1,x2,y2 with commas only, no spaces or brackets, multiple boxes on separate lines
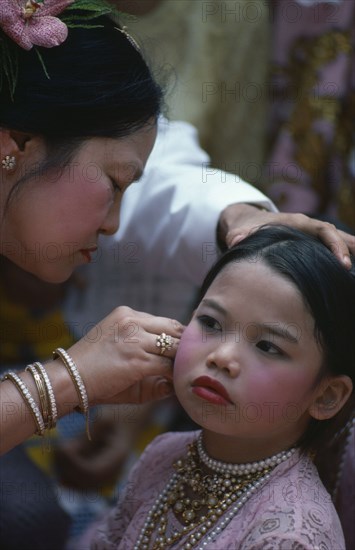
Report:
197,432,297,475
134,436,297,550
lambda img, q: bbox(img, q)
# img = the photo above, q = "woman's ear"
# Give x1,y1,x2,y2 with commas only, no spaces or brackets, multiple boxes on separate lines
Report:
0,128,19,159
9,130,33,152
1,129,44,177
309,376,353,420
0,129,34,162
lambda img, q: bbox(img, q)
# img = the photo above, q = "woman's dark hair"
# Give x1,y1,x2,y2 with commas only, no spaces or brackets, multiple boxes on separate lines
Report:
0,12,163,207
0,15,163,138
199,225,355,454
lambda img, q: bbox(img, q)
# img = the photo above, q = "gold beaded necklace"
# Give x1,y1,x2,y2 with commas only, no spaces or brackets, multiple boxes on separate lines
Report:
134,436,296,550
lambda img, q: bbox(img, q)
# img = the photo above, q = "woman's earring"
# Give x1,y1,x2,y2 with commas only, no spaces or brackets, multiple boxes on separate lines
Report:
2,155,16,171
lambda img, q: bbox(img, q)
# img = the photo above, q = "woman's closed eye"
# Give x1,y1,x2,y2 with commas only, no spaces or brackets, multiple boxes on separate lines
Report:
110,178,122,193
197,315,222,333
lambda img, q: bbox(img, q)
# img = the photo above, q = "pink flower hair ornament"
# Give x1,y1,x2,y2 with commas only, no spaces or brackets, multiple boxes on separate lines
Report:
0,0,118,98
0,0,74,50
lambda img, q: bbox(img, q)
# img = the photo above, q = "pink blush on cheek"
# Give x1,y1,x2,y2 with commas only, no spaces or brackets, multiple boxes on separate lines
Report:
173,324,201,378
243,369,310,423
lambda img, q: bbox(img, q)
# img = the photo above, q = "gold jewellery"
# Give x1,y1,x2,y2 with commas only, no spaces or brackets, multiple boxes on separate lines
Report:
2,155,16,170
25,362,57,431
2,371,45,436
1,348,90,446
53,347,91,440
156,333,173,355
135,434,296,549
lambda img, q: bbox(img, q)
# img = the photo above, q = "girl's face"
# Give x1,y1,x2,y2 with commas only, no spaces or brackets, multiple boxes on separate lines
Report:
174,259,324,460
1,124,156,282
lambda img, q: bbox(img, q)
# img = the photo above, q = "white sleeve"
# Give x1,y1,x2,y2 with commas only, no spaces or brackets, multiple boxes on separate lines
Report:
113,118,276,284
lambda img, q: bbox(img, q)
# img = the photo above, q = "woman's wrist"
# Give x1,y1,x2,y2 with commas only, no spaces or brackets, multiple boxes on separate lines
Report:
43,358,81,418
0,355,84,455
52,348,91,440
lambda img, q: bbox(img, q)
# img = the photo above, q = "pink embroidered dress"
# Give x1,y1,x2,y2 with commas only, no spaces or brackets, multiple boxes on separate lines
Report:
89,431,345,550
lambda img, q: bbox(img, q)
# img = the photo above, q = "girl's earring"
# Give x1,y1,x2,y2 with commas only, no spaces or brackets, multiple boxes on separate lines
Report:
2,155,16,171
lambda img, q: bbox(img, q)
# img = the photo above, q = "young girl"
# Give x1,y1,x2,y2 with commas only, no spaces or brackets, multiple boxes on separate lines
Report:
90,225,354,549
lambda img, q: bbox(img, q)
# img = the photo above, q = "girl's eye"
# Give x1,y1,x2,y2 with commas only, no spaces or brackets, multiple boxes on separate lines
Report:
197,315,222,332
256,340,284,356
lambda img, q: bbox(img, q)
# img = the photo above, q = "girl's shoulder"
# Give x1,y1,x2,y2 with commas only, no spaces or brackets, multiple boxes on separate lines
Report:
126,430,200,488
138,430,200,467
237,452,346,550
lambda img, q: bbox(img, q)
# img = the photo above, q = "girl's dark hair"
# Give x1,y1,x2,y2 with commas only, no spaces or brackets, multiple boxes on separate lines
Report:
199,225,355,454
0,15,163,139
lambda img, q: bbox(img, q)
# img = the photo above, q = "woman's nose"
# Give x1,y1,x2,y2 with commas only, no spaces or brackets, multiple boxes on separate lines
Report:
206,342,241,378
100,196,121,236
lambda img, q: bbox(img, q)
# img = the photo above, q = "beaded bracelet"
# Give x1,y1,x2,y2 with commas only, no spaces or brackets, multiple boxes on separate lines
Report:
52,347,91,440
1,371,45,436
25,362,57,430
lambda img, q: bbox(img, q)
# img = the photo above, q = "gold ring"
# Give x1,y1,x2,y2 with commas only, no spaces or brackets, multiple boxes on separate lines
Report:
156,333,173,355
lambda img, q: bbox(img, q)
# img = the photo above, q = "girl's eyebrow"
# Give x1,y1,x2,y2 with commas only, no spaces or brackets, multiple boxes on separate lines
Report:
200,300,299,344
259,323,299,344
200,298,227,316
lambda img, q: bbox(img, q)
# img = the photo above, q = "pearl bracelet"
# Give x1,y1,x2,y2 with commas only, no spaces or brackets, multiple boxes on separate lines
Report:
52,347,91,440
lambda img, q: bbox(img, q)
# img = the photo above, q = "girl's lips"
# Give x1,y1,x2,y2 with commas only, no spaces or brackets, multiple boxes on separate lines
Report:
191,376,233,405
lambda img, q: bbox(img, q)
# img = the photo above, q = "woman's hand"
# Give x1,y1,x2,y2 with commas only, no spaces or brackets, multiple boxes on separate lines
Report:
0,307,182,455
67,306,183,406
218,203,355,269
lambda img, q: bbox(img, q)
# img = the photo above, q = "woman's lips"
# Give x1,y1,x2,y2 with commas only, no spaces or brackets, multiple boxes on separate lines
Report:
191,376,233,405
80,247,97,263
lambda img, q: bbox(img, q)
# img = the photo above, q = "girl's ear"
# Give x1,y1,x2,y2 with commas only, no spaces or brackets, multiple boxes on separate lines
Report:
309,376,353,420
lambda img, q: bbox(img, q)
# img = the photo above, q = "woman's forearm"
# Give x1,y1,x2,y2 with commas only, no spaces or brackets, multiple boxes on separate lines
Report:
0,359,79,455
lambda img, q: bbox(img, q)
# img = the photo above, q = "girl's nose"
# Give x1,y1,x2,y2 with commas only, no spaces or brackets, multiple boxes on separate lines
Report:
206,342,241,378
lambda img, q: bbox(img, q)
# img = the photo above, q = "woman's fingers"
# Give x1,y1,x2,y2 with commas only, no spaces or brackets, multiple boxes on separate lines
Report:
69,306,184,406
227,211,355,269
288,215,355,268
112,307,183,358
315,225,355,268
115,307,183,341
132,311,184,337
116,376,175,404
151,332,180,359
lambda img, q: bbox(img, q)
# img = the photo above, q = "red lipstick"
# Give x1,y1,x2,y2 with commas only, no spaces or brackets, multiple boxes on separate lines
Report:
191,376,233,405
80,247,97,263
